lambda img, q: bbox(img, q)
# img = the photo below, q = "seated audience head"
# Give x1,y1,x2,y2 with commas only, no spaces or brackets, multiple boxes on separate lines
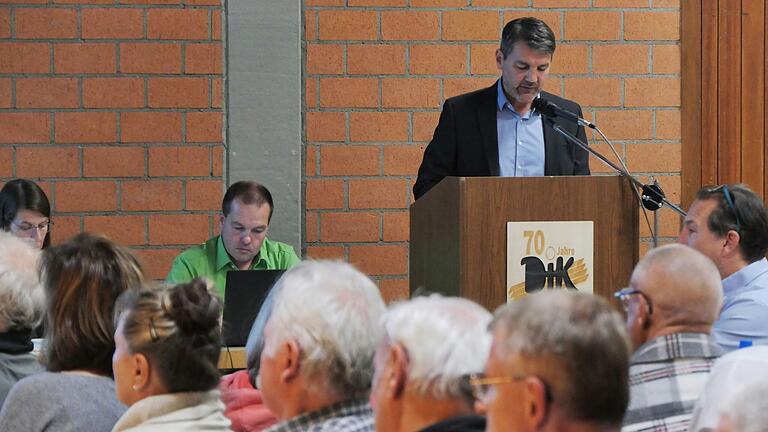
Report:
43,232,144,376
716,380,768,432
372,295,492,432
618,243,723,350
258,260,386,421
483,291,630,432
0,232,45,334
113,278,222,407
220,181,274,270
679,183,768,278
0,179,52,249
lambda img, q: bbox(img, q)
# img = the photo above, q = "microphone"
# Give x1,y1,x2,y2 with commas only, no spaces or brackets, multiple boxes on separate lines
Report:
532,98,595,129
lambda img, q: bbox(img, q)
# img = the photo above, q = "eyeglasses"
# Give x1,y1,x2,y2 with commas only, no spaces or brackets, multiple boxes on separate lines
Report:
614,288,653,315
464,373,553,404
11,220,51,235
708,184,741,232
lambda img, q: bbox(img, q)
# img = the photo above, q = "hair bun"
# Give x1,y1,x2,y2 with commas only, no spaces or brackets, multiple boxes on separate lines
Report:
165,278,221,335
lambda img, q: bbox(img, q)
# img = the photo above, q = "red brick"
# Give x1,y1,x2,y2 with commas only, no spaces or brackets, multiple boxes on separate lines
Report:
625,78,680,107
55,112,117,144
653,0,679,7
443,77,496,99
410,44,467,75
55,43,116,73
470,44,499,75
320,212,379,242
212,78,222,108
0,10,9,38
306,78,318,108
625,12,679,41
55,181,118,211
381,11,439,41
122,180,182,211
120,43,182,74
380,278,409,303
306,0,345,5
384,145,424,175
305,245,345,260
382,78,441,109
49,215,80,245
318,10,377,40
383,211,409,242
593,0,648,6
0,79,10,108
626,143,681,172
305,210,318,243
16,147,80,178
349,179,407,209
319,77,378,108
413,112,439,142
306,112,345,142
349,244,407,276
133,248,182,280
551,44,589,74
148,9,209,40
185,43,223,74
320,146,380,176
306,179,344,209
185,0,220,5
307,44,344,75
54,0,115,3
656,109,681,140
0,148,11,177
0,43,49,73
350,112,408,142
653,45,680,74
348,44,406,75
306,145,317,176
15,8,77,39
16,78,78,109
84,215,145,246
442,11,499,41
564,77,621,107
149,214,209,245
83,146,145,177
148,77,209,108
564,12,620,40
186,179,222,211
348,0,406,5
211,145,223,176
187,112,222,143
121,112,182,143
212,10,221,40
411,0,466,5
82,8,143,39
473,0,527,5
533,0,589,6
149,146,211,177
305,10,317,41
0,113,50,144
83,78,144,109
594,110,653,140
593,45,648,74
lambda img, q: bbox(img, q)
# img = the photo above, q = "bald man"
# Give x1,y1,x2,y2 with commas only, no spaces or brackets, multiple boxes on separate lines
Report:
619,244,725,432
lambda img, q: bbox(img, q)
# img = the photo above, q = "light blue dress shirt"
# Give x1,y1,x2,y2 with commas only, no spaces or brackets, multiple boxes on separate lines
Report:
496,80,545,177
713,257,768,351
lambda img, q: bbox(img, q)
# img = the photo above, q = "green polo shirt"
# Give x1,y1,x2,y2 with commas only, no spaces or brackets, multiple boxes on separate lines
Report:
166,235,299,298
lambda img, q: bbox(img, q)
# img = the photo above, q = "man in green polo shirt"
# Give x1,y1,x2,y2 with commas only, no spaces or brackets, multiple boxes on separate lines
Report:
166,181,299,297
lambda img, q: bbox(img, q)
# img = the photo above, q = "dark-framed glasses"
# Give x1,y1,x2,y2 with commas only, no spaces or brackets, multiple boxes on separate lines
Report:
613,287,653,315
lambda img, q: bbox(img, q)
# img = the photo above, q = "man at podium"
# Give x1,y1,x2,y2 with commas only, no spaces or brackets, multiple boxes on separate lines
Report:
413,17,590,200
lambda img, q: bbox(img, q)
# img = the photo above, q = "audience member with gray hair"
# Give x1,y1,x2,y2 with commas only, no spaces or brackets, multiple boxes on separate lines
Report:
479,291,630,432
620,244,724,431
714,379,768,432
371,295,491,432
257,260,386,432
0,232,45,406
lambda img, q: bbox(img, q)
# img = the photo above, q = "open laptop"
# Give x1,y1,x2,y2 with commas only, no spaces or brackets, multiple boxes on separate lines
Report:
222,269,285,347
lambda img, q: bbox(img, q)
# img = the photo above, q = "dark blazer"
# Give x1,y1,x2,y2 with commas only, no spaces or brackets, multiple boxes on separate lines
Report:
413,81,590,200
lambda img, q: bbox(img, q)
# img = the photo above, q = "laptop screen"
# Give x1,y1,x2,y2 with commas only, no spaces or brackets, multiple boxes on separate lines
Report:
222,269,285,347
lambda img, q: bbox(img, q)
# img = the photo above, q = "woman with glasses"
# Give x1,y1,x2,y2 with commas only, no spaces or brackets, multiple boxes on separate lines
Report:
0,179,52,250
111,278,230,432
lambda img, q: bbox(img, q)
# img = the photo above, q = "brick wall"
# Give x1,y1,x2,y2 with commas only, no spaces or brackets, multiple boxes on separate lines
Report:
303,0,682,302
0,0,224,280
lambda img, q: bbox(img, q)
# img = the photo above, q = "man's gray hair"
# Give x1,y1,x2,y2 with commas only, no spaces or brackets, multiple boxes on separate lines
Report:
379,295,491,400
0,232,45,331
722,380,768,432
263,260,386,399
491,291,630,427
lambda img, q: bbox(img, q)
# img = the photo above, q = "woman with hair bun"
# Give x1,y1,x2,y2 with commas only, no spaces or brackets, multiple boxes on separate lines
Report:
111,278,231,432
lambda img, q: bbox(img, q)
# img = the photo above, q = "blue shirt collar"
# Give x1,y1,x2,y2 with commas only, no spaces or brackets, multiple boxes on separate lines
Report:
722,257,768,297
496,80,540,119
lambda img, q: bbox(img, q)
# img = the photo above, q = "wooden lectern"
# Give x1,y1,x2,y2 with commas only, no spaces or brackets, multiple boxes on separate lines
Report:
409,176,638,312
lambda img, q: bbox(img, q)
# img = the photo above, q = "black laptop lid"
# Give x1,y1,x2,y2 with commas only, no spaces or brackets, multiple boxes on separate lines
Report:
222,269,285,347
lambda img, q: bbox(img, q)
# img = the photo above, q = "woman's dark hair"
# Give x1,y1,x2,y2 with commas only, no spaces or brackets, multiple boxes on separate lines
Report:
116,278,222,393
43,233,144,376
0,179,52,248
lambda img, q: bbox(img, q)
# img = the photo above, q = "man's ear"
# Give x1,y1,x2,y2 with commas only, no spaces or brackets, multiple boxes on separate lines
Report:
722,230,742,258
496,49,504,70
219,214,226,231
280,339,301,384
523,377,550,429
384,344,408,400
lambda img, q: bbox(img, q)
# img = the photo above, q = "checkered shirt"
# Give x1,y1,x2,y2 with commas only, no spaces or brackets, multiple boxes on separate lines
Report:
622,333,724,432
264,399,373,432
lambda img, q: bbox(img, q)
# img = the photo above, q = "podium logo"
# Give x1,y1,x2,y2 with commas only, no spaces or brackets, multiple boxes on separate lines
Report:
521,256,576,292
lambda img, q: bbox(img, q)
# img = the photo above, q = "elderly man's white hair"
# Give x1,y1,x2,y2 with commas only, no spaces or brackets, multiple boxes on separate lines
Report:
719,380,768,432
263,260,386,399
379,294,492,399
0,232,44,331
